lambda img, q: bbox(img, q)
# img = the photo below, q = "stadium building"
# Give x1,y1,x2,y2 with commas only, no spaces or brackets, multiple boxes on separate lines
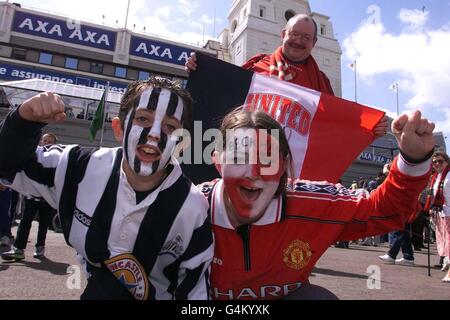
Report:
0,0,446,185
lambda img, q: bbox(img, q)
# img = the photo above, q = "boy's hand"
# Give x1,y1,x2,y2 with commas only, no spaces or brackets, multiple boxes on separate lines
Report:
19,92,66,124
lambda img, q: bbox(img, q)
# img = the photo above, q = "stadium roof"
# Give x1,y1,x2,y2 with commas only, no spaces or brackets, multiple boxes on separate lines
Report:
0,79,123,103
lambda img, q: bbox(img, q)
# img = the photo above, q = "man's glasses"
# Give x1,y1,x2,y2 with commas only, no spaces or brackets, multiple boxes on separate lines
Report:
433,159,444,165
287,31,314,42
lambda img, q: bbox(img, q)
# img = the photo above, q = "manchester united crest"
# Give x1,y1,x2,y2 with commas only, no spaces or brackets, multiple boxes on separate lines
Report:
283,240,312,270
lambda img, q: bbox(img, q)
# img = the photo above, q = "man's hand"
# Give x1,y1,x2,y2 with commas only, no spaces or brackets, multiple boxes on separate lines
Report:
185,52,197,73
19,92,66,124
392,111,435,161
373,116,388,138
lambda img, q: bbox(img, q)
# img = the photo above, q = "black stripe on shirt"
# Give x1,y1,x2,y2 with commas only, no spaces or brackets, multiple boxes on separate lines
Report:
180,217,212,262
0,109,44,181
84,149,123,263
59,146,97,246
175,262,205,300
23,163,56,188
133,174,191,298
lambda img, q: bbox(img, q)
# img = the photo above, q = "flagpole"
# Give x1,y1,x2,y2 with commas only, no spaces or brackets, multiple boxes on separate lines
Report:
124,0,131,29
99,82,110,148
395,83,399,116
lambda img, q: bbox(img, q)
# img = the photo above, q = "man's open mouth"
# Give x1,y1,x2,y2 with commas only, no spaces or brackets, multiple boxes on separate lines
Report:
136,145,161,163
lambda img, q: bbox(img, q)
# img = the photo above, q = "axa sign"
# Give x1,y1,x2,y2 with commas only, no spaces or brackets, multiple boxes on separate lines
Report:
130,36,196,66
12,11,116,51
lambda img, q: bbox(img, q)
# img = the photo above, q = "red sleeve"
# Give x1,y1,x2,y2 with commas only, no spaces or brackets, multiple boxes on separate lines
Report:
286,156,430,241
338,157,430,240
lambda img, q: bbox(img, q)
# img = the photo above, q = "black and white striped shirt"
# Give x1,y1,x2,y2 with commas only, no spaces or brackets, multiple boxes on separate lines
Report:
0,110,213,300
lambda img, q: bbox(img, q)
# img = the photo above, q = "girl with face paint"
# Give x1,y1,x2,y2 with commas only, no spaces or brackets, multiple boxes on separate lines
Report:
199,106,435,300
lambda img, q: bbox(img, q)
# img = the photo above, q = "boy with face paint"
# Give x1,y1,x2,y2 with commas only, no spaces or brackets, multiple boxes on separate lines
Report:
199,107,435,300
0,77,214,300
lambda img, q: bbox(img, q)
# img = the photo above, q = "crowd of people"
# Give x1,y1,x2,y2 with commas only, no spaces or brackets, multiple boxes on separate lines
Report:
0,13,447,300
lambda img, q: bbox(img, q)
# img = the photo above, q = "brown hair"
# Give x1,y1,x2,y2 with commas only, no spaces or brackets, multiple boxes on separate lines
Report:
433,150,450,164
118,76,193,129
218,106,293,197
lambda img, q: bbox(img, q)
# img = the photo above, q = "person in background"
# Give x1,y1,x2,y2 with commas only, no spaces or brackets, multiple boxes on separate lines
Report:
424,151,450,280
1,133,58,260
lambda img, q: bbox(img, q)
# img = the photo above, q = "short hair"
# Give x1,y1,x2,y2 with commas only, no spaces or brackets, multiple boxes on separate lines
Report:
43,133,57,144
284,14,318,40
118,76,193,130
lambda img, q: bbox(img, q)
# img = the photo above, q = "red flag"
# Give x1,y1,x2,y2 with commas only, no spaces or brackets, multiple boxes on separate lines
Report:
186,52,385,183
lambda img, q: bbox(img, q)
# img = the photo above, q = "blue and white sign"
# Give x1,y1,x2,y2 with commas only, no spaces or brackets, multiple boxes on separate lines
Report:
359,152,392,164
0,62,128,93
130,36,197,66
12,11,116,51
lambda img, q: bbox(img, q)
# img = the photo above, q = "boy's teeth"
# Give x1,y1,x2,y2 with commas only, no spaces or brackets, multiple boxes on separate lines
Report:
142,147,157,155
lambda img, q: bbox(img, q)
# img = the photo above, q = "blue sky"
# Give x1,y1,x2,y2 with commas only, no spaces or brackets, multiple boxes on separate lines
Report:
13,0,450,148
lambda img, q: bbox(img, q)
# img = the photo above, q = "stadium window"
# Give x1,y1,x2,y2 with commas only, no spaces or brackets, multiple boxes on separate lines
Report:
115,66,127,78
259,6,266,18
285,10,296,22
39,52,53,65
11,47,27,60
65,57,78,69
90,62,104,74
138,71,150,80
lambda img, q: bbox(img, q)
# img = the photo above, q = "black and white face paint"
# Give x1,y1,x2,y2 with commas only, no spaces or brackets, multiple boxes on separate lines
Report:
123,86,184,177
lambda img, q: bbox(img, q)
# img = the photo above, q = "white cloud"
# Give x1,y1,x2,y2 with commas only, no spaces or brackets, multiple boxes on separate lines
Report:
178,0,199,16
343,10,450,137
398,9,429,30
155,6,171,19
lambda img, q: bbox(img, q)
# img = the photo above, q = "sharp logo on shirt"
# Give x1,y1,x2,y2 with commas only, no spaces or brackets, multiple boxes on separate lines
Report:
160,234,184,259
104,253,149,300
283,240,312,270
74,209,91,227
211,282,303,299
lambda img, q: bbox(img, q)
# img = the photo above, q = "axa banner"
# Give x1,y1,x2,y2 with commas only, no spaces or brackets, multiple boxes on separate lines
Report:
0,62,127,93
12,11,116,51
130,36,198,66
359,152,392,164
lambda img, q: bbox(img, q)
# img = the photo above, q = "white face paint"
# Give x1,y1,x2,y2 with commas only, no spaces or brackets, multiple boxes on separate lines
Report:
123,87,184,177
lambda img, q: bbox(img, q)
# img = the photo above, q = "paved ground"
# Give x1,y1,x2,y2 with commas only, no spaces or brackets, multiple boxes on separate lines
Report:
311,242,450,300
1,222,449,300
